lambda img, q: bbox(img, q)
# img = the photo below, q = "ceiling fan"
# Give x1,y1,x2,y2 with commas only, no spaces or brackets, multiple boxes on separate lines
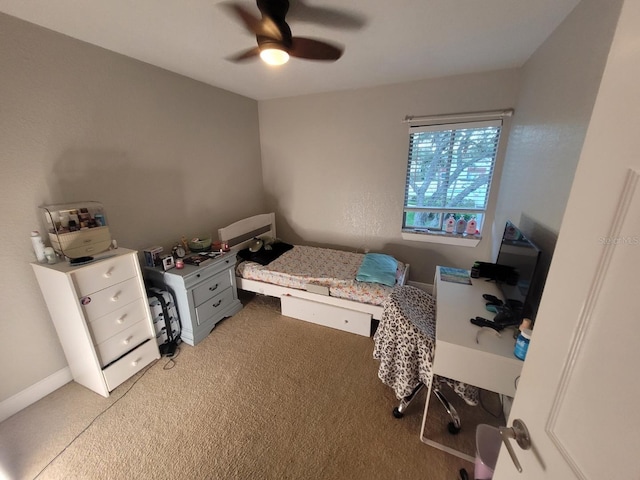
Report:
224,0,345,66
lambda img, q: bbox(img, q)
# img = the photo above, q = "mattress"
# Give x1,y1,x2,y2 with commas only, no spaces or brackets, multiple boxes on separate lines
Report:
236,245,405,306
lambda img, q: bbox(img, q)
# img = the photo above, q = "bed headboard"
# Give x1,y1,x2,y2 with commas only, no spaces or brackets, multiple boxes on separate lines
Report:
218,213,277,251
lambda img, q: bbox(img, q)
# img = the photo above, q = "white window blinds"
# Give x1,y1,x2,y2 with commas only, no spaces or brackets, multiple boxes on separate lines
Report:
405,119,501,211
403,118,503,232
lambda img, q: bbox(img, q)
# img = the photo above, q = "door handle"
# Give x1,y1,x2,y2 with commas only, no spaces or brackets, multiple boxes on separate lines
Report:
499,418,531,473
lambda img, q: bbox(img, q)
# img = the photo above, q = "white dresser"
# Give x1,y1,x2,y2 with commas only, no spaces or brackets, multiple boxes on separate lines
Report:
144,252,242,346
32,248,160,397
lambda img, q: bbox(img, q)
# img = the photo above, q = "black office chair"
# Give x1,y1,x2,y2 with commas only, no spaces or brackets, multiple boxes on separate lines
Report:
373,285,479,434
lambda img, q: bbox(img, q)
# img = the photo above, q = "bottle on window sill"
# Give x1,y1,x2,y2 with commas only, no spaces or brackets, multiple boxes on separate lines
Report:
466,219,478,235
445,217,456,233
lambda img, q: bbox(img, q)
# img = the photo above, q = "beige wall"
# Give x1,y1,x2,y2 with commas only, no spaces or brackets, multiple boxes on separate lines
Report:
492,0,622,310
495,0,622,241
0,13,264,402
258,71,521,283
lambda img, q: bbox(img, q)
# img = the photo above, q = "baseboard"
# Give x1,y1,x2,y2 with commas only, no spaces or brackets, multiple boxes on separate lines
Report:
0,367,72,423
407,280,434,295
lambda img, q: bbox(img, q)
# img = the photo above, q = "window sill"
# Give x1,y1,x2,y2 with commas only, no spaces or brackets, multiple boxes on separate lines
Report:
401,229,481,247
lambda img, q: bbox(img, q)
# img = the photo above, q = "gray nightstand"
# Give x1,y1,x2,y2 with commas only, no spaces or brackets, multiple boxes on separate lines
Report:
144,253,242,346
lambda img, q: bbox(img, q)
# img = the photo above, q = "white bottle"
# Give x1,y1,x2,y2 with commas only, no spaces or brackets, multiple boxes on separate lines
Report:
445,216,456,233
31,230,46,263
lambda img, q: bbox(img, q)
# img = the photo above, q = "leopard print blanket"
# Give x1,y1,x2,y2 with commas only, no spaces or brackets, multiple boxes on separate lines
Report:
373,285,479,406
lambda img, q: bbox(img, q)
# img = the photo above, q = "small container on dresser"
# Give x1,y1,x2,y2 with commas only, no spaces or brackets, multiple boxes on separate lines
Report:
32,248,160,397
144,252,242,346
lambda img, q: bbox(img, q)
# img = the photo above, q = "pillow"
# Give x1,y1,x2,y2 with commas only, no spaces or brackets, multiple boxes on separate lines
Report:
238,240,294,266
356,253,398,287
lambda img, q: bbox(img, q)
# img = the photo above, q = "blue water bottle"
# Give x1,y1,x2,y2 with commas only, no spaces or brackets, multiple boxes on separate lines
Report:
514,329,532,360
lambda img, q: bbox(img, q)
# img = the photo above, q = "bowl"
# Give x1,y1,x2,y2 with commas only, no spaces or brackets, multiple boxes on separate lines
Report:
188,236,212,252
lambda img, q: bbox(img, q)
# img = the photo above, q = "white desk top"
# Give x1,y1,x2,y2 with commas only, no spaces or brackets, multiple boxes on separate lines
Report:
433,266,523,397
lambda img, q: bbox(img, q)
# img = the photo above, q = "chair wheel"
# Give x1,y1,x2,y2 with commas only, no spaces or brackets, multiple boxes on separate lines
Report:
447,422,461,435
393,407,404,419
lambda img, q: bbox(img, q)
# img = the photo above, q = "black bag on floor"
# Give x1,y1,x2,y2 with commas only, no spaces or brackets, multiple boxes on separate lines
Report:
147,287,181,357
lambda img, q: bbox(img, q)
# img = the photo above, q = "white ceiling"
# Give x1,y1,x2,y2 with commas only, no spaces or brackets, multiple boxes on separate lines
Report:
0,0,580,101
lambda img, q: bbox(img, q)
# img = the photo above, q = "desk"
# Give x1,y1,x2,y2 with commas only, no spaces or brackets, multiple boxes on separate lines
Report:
419,266,524,461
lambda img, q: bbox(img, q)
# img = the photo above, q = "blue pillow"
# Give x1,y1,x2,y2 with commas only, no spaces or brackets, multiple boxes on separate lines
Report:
356,253,398,287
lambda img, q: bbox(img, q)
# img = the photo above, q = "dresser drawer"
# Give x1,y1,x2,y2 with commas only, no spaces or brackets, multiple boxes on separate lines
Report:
103,340,158,391
195,286,235,326
191,269,233,307
73,255,137,296
89,299,149,344
81,277,143,322
95,320,153,366
182,256,235,290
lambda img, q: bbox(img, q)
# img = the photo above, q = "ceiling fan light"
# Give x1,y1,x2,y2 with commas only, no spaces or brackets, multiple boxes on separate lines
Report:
260,48,290,66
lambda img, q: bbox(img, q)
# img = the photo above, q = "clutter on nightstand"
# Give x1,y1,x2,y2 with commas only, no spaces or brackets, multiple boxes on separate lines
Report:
143,246,164,267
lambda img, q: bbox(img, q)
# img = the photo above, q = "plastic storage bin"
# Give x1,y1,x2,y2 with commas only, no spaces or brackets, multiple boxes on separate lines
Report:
40,201,111,260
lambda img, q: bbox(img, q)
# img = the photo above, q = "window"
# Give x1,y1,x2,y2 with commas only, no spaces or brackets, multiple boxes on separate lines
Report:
402,114,507,244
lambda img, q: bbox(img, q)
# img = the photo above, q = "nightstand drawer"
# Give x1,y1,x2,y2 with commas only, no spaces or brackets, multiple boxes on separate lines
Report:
89,299,149,343
95,320,152,366
81,277,142,322
73,255,137,296
103,340,158,391
182,256,235,290
191,269,233,307
195,287,235,326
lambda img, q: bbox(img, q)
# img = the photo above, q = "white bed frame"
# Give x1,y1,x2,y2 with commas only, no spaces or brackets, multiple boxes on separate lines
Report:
218,213,410,336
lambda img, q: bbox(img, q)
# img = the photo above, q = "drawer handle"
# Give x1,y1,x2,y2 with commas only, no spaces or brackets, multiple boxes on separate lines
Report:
123,336,133,345
117,314,127,324
103,268,114,278
212,299,222,308
111,292,121,302
209,283,219,292
132,358,141,367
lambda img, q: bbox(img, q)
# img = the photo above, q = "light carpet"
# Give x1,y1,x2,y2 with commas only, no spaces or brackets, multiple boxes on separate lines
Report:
0,293,504,480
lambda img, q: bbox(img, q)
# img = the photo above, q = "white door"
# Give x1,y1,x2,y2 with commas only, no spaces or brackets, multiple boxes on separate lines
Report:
493,2,640,479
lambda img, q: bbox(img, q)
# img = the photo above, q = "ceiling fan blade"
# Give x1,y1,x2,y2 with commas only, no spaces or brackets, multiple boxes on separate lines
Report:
223,2,282,40
227,46,261,62
288,0,366,30
289,37,343,61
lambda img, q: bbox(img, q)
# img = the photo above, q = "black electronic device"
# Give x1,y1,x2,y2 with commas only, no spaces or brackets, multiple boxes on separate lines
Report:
470,317,503,332
492,308,522,327
69,256,94,265
482,294,503,306
470,261,517,283
482,294,499,302
494,221,543,323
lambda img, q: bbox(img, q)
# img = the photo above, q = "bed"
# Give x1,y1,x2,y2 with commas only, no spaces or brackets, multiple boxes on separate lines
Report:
218,213,410,336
